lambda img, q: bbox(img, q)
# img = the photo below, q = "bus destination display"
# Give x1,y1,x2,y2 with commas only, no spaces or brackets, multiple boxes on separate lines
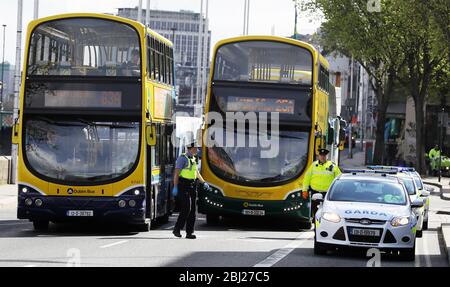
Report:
44,90,122,108
226,96,295,114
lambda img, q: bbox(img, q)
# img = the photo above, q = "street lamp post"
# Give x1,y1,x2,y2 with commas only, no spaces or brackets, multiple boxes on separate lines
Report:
1,24,6,110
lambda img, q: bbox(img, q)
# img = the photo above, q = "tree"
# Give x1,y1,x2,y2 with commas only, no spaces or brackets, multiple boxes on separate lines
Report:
306,0,405,164
393,0,449,173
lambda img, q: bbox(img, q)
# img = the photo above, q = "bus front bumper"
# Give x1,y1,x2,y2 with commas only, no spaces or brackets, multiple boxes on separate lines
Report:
17,195,146,224
198,191,310,221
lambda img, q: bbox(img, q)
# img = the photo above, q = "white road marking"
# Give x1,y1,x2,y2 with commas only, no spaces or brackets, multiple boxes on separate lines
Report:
100,240,128,249
0,222,30,226
415,239,422,267
254,232,313,267
422,234,432,267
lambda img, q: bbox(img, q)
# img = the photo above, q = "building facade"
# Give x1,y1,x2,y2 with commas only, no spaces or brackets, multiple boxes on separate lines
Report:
117,8,211,112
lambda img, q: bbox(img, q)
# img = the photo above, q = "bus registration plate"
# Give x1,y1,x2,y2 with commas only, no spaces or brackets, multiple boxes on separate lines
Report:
66,210,94,217
242,209,265,216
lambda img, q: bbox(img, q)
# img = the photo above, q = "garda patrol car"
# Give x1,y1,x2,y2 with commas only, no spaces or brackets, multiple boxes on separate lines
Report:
313,170,424,261
367,166,431,235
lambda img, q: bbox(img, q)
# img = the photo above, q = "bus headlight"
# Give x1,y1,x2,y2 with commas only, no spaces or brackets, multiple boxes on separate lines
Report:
134,190,140,195
22,187,28,193
118,200,126,208
322,212,341,223
129,200,136,208
25,198,33,206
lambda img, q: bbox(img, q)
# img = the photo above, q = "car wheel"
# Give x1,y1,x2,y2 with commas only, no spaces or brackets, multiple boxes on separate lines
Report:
206,214,220,225
399,243,416,261
33,220,49,231
423,220,428,230
314,232,328,255
416,229,423,238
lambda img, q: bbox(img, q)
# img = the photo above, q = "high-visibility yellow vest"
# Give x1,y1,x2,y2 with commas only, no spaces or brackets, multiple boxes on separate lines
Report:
429,148,440,160
179,154,197,180
302,160,341,192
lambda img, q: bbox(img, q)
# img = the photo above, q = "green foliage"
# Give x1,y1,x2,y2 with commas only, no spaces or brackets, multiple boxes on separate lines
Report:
306,0,449,172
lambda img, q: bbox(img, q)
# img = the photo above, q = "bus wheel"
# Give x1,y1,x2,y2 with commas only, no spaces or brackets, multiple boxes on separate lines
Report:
298,221,312,230
33,220,49,231
206,214,220,225
158,214,170,224
135,221,151,232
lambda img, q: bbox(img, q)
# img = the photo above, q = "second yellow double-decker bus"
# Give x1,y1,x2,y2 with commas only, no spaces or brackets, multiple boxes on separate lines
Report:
13,13,176,231
199,36,341,228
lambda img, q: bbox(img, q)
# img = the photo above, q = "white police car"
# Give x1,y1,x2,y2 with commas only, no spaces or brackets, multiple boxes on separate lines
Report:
313,171,424,261
395,173,430,237
367,166,431,235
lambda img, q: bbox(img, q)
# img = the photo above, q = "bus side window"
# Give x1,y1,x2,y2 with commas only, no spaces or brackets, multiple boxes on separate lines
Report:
155,125,161,166
147,35,151,79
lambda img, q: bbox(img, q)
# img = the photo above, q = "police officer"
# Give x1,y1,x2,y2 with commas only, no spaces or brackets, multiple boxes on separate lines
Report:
172,141,209,239
428,144,441,176
303,148,341,218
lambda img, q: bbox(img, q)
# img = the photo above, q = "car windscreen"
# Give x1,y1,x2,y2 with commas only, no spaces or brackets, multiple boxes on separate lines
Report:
329,179,408,205
400,177,416,195
412,175,424,190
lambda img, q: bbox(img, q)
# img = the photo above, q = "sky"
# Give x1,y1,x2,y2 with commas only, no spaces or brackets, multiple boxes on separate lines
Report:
0,0,322,65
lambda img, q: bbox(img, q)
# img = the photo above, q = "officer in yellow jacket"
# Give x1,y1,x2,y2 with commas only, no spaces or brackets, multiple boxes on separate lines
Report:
172,141,209,239
428,145,441,175
303,148,341,217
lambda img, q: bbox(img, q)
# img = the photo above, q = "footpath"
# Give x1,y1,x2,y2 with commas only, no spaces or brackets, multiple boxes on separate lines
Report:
0,184,17,209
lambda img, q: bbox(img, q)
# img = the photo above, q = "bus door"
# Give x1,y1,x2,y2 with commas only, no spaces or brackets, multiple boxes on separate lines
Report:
146,122,162,219
163,124,175,214
156,124,168,218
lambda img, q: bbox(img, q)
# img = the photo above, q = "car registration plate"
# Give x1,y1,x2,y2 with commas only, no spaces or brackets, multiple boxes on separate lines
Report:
242,209,265,216
350,228,380,237
66,210,94,217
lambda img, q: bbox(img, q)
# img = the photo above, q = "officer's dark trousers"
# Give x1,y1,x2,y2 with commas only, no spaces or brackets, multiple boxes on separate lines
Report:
310,189,325,220
174,178,197,235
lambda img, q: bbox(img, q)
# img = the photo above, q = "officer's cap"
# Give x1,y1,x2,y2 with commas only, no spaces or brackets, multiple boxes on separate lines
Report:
318,148,330,155
186,141,199,149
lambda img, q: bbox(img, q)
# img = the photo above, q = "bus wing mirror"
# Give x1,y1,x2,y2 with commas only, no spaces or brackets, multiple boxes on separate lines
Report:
146,125,157,146
11,118,20,145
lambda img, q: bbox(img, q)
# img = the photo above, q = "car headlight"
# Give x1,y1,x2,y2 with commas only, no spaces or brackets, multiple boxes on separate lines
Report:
322,212,341,223
391,216,410,227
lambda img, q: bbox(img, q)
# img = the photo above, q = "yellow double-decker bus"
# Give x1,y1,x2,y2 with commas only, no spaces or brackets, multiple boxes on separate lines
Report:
199,36,342,228
13,13,176,231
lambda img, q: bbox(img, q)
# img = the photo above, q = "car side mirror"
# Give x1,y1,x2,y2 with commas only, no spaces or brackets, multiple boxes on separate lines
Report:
411,199,424,208
311,193,324,202
424,185,434,193
420,190,431,197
